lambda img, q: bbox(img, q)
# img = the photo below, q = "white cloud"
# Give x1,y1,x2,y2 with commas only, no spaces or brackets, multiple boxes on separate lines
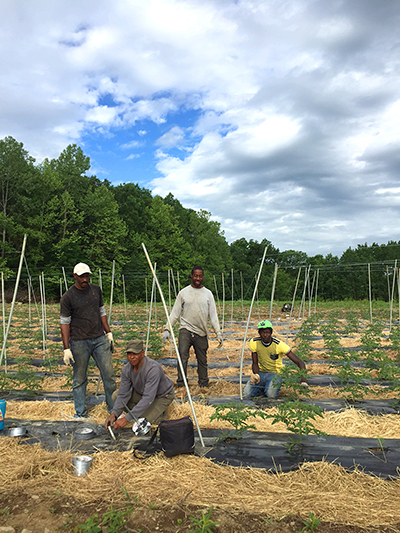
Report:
1,0,400,255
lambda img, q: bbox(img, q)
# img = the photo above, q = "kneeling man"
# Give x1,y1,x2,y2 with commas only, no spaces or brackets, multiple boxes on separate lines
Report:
104,339,175,429
243,320,307,399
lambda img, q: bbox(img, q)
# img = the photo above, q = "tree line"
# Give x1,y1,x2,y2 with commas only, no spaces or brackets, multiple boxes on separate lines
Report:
1,135,399,302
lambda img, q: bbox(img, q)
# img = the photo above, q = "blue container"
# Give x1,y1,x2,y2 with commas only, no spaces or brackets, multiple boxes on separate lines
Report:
0,399,6,430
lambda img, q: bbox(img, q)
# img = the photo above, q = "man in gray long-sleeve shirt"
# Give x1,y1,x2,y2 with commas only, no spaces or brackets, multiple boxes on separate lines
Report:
104,339,175,430
163,266,222,389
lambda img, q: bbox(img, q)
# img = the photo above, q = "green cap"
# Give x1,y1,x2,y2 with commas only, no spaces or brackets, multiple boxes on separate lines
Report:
258,320,273,330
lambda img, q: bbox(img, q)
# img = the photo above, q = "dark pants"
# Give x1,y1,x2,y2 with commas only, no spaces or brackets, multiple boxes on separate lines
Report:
112,390,174,425
177,328,209,387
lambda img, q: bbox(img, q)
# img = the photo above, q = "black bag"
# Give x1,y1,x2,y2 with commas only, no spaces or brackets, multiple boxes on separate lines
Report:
159,416,195,457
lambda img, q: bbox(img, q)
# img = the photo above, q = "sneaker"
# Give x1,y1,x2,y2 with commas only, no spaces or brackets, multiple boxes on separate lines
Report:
73,413,89,420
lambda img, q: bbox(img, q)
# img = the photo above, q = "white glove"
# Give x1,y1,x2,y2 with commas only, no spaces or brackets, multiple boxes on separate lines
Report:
250,373,260,385
163,330,170,343
63,348,75,365
217,334,223,347
106,332,114,352
301,381,309,388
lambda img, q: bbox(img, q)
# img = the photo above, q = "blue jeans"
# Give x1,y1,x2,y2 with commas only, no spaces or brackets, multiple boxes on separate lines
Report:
243,372,282,399
70,335,116,416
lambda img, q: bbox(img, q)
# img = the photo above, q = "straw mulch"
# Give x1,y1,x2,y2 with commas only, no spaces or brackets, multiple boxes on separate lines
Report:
0,438,400,528
4,399,400,439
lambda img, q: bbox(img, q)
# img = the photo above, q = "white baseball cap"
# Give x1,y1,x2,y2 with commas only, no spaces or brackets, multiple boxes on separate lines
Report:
73,263,92,276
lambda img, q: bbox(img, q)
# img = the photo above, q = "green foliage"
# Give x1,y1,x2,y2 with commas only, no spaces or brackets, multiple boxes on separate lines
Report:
210,401,269,441
279,363,311,399
188,507,220,533
298,512,321,533
265,399,327,448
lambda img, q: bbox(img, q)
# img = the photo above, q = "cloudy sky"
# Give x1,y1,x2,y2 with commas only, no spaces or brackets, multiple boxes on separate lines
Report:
1,0,400,257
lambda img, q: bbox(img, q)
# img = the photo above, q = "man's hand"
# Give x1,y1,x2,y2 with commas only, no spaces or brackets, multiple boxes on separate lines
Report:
217,334,223,347
113,415,128,430
104,413,116,429
250,373,261,385
63,348,75,365
163,330,170,343
106,332,114,352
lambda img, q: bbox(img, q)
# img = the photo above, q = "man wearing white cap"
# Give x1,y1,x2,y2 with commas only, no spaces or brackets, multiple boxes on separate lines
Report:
60,262,116,418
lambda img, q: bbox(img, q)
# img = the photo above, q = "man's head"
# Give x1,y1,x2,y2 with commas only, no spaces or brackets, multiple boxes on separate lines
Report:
258,319,273,343
73,263,92,290
126,339,145,369
190,266,204,289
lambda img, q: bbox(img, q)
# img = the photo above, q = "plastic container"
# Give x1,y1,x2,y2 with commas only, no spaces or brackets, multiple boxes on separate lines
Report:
0,400,6,431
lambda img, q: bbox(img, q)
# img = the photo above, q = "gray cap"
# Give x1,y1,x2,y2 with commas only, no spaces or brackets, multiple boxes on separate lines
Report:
126,339,143,354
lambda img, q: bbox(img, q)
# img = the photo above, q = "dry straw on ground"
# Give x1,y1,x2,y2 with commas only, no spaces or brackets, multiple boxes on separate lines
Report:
0,438,400,528
5,399,400,439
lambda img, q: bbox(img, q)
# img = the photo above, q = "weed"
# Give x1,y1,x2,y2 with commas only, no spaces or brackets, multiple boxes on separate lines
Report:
0,507,11,516
298,512,321,532
188,507,219,533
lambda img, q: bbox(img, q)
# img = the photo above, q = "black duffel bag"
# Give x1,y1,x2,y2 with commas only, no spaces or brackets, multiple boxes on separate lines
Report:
134,416,195,458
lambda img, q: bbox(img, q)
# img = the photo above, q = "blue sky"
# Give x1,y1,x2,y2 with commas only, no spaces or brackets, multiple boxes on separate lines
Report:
1,0,400,257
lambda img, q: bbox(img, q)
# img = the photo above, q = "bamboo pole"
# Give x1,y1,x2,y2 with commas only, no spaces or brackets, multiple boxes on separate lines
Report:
145,264,157,356
28,276,31,326
231,268,234,324
62,267,68,292
286,266,301,343
296,266,309,336
269,263,278,320
239,246,268,400
145,277,148,316
1,273,6,372
122,274,127,320
314,268,319,313
389,260,397,332
240,271,244,320
141,242,205,447
98,269,103,292
368,263,373,323
309,270,316,317
221,272,225,334
108,260,115,324
0,234,27,367
213,275,221,315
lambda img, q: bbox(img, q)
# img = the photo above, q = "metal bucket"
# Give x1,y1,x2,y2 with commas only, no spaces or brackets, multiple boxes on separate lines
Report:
72,455,93,477
8,426,27,437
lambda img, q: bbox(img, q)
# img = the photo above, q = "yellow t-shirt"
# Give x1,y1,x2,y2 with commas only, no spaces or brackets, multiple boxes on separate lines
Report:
249,337,291,373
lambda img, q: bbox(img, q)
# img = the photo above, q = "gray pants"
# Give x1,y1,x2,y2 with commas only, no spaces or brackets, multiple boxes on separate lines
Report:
112,390,175,425
177,328,209,387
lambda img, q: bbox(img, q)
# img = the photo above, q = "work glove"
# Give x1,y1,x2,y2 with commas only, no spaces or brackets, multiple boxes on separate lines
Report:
163,330,170,343
63,348,75,366
217,334,223,347
300,381,309,388
250,373,260,385
106,332,114,353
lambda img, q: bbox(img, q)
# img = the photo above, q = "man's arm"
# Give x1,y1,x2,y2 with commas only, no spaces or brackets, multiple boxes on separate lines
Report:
287,350,308,383
251,351,260,374
100,314,111,334
60,323,70,350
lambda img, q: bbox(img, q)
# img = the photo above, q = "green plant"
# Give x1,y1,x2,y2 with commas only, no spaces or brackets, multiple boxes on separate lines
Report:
298,512,321,532
0,507,11,516
266,399,327,449
210,401,269,441
73,513,101,533
188,507,219,533
279,363,311,399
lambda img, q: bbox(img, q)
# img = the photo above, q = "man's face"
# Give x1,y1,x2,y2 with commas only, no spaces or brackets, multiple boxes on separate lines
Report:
259,328,273,344
190,269,204,288
127,350,145,369
74,272,90,290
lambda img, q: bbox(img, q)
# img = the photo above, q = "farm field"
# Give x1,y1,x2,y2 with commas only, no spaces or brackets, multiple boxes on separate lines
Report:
1,300,400,532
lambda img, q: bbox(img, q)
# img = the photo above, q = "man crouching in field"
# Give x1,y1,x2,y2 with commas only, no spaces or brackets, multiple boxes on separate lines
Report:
243,320,308,399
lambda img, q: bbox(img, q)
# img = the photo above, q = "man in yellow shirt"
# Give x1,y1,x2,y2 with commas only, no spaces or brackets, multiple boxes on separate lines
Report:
243,319,307,399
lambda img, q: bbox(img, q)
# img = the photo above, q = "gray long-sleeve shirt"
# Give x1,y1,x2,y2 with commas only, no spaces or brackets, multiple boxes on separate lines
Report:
111,356,174,422
167,285,221,337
